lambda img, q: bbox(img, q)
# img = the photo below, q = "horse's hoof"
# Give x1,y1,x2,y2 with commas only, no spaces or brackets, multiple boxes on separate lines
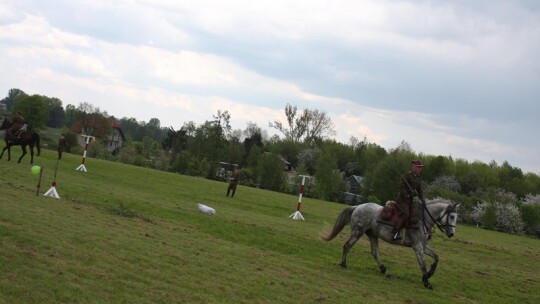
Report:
385,274,393,279
379,264,387,274
340,263,347,269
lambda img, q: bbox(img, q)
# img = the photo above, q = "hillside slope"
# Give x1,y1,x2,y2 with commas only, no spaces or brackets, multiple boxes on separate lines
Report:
0,147,538,303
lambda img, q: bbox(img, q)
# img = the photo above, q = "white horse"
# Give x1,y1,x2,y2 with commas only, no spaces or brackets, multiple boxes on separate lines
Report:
322,198,459,289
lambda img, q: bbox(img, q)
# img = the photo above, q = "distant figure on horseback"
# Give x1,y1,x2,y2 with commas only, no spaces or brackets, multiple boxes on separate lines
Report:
0,112,41,164
392,159,425,241
7,110,26,141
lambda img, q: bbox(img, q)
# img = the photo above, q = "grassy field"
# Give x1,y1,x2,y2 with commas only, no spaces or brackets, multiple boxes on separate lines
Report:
0,144,539,304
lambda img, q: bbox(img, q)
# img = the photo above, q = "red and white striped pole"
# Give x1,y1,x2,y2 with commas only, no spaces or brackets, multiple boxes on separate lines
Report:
44,157,61,198
76,135,94,172
290,175,309,220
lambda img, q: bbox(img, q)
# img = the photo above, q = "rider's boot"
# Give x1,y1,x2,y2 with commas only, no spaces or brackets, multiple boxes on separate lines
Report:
391,217,405,241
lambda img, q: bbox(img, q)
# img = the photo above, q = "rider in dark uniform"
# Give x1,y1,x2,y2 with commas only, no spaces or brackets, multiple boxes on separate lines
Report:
8,110,25,141
392,159,424,241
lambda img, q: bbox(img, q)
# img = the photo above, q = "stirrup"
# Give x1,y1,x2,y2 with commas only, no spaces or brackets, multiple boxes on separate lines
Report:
392,232,402,241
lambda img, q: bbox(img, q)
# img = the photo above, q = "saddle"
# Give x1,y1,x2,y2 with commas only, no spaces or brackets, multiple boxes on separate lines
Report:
377,200,418,229
8,128,27,143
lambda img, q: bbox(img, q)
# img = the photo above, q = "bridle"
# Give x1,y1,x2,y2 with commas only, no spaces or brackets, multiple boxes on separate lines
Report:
422,202,457,237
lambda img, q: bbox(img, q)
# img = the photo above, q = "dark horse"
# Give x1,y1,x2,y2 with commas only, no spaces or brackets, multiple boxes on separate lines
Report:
322,198,459,289
0,118,41,163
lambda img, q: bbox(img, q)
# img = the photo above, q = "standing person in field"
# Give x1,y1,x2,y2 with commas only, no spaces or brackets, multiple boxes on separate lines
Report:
226,165,240,198
58,134,66,160
391,159,425,241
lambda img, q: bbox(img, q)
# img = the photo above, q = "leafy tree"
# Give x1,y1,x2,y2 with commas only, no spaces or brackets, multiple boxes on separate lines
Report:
118,117,142,140
12,94,48,130
0,88,26,110
521,196,540,235
422,155,452,182
45,97,65,128
189,120,226,165
64,104,78,127
354,137,387,175
243,122,264,160
213,110,232,139
72,102,111,138
170,150,192,174
226,133,244,166
303,108,335,144
269,103,335,144
321,140,355,172
257,152,286,191
243,121,267,143
480,202,497,230
498,161,526,197
523,173,540,195
269,103,306,143
362,145,416,203
140,118,165,141
297,147,321,176
315,150,343,201
265,138,302,169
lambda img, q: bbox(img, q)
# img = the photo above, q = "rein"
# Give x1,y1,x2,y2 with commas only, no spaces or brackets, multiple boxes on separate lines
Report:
422,202,456,236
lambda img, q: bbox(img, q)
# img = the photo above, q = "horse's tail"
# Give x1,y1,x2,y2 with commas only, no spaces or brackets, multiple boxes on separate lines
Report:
33,132,41,156
321,206,356,241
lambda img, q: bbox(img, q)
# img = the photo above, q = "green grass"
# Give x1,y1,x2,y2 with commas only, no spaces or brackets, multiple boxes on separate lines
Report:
0,145,539,303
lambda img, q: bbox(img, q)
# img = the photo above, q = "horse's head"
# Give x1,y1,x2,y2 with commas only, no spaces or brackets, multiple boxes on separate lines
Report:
0,117,10,130
440,201,460,238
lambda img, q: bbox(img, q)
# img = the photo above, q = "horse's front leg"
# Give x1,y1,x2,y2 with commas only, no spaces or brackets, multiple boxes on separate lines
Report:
0,146,6,160
412,244,432,289
423,245,439,278
18,146,27,163
2,146,11,161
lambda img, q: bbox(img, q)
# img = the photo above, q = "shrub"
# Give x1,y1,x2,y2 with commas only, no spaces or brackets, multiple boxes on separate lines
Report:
472,201,525,235
521,204,540,236
523,194,540,205
426,175,461,193
496,203,525,235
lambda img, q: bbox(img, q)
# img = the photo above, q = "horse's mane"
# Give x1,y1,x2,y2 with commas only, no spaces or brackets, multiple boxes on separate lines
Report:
425,197,454,205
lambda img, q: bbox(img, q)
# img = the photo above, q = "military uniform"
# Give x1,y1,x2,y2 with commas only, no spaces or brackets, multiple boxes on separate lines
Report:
392,160,424,240
8,111,25,140
58,135,66,159
226,167,240,198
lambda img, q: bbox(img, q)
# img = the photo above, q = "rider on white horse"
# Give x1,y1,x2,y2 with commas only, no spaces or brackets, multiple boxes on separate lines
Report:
392,160,425,241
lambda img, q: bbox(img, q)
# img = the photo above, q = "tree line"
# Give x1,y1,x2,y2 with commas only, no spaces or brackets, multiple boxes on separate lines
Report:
1,89,539,237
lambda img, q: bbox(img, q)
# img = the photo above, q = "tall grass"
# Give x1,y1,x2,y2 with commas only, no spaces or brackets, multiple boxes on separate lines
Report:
0,145,539,303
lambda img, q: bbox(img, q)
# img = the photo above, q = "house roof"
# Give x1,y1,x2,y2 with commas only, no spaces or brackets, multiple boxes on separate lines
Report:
348,175,364,184
71,118,125,140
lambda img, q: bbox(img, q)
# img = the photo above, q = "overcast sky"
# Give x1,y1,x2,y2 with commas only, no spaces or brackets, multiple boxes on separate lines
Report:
1,0,539,174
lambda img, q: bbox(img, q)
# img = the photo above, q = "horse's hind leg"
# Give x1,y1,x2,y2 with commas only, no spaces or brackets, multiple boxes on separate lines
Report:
367,233,391,278
340,227,363,268
29,145,34,164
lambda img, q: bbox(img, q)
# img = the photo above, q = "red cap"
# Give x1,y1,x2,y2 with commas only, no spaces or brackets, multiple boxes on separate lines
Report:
411,160,423,167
